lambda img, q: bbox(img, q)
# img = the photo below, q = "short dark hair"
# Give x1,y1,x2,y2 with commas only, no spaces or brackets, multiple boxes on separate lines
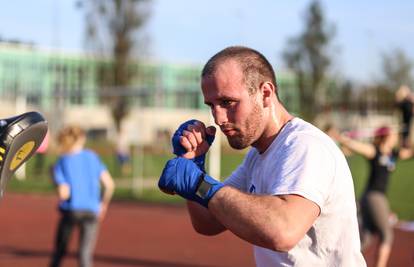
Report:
202,46,278,98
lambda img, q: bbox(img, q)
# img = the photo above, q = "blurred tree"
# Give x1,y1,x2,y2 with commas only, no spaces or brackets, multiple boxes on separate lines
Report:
381,48,413,91
77,0,151,132
342,81,353,105
282,0,335,122
336,80,353,111
357,84,394,114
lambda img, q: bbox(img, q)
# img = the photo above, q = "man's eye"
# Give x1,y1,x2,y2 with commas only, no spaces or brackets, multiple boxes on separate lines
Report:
222,100,234,106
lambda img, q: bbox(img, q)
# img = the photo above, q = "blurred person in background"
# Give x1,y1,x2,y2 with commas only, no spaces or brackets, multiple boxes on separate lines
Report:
49,125,115,267
115,127,131,176
324,123,353,156
395,85,414,147
330,126,414,267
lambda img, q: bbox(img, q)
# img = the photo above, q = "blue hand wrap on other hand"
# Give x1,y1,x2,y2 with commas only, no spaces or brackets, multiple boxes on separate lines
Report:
172,119,215,172
158,157,224,207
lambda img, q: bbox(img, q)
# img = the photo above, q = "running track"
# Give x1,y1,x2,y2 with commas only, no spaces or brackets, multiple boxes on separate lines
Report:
0,194,412,267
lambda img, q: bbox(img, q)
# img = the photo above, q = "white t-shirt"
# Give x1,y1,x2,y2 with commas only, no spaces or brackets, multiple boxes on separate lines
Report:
224,118,366,267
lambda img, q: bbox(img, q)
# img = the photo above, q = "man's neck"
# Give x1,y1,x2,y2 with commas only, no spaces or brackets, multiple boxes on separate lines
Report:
253,105,294,154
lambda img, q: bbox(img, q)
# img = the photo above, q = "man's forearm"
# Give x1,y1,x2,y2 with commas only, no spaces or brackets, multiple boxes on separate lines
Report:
208,186,318,252
208,186,287,251
187,201,226,235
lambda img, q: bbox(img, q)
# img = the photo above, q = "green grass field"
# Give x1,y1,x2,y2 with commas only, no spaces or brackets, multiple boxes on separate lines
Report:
7,151,414,220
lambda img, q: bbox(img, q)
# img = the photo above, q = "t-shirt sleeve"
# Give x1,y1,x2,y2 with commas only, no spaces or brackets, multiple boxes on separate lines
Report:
223,164,248,192
270,134,335,210
223,150,255,192
53,160,67,185
92,152,107,176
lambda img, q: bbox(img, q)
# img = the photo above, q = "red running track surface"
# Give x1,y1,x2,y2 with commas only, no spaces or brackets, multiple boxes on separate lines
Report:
0,193,413,267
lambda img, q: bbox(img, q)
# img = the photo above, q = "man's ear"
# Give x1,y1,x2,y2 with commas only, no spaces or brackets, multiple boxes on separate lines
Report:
260,82,275,107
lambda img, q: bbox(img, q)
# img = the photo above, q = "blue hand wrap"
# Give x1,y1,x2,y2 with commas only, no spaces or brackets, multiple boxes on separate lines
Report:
158,157,224,208
172,119,215,172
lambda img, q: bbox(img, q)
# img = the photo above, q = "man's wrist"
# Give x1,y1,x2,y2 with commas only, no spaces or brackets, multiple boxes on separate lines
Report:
194,173,224,208
195,173,211,198
193,155,206,172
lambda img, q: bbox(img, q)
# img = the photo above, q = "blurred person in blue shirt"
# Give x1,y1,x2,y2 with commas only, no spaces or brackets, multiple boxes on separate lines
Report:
49,125,115,267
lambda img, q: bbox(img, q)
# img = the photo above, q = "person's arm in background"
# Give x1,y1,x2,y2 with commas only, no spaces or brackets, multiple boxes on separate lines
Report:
324,125,354,157
399,146,414,160
53,161,71,201
57,184,70,200
395,85,408,104
99,170,115,220
411,92,414,112
330,130,376,159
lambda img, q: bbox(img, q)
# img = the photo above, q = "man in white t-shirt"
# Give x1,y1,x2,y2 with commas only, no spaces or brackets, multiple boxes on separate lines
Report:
158,46,366,266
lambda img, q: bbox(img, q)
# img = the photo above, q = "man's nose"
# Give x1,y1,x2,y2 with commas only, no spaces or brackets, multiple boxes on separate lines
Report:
212,106,228,126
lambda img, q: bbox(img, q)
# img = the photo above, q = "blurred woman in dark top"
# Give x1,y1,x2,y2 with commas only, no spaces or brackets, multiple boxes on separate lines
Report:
331,126,413,267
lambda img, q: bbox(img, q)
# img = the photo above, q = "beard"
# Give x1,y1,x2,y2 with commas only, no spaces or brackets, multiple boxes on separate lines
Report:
226,101,264,150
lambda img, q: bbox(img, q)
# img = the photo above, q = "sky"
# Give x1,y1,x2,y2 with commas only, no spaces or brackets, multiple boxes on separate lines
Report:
0,0,413,83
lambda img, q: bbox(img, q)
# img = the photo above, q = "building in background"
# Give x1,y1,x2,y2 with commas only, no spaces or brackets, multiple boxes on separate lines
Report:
0,42,300,145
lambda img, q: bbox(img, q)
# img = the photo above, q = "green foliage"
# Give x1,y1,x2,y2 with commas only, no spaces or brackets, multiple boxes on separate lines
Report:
282,0,335,122
381,48,413,90
77,0,152,131
387,158,414,220
8,175,54,194
220,152,245,178
347,155,369,197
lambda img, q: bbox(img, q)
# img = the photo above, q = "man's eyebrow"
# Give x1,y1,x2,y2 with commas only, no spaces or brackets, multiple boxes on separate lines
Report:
205,96,238,105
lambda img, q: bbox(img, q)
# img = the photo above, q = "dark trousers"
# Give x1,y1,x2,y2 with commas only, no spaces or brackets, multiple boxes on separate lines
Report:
49,211,99,267
401,118,412,147
360,191,393,249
